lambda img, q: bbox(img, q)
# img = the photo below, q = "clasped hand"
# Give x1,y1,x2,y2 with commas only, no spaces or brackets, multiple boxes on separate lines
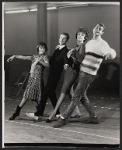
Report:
64,64,69,70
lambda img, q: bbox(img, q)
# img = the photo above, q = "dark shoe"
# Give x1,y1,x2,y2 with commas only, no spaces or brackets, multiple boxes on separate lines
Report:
9,113,19,120
46,119,52,123
53,118,67,128
9,106,21,120
80,116,99,124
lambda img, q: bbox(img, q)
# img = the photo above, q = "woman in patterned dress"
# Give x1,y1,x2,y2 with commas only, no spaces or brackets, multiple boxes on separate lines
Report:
7,42,49,120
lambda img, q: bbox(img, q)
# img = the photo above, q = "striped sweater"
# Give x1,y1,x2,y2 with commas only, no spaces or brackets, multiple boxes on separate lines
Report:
80,39,116,75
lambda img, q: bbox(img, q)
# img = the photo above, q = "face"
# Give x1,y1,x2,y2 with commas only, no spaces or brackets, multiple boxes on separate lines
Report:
59,34,68,45
77,32,86,43
93,24,104,36
38,45,46,55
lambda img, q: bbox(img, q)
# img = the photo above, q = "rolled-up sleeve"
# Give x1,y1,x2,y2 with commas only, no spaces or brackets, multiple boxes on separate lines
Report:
110,48,116,59
102,42,116,59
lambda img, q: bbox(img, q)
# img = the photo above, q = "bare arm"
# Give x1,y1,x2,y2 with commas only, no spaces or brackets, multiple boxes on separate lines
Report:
39,61,49,67
7,55,32,62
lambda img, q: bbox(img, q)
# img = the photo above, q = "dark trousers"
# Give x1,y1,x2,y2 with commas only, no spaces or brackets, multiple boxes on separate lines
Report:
63,71,96,119
35,70,61,116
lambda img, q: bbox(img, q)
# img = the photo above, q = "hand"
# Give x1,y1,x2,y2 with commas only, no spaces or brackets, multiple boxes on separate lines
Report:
64,64,69,70
7,55,15,62
104,53,111,60
67,49,75,58
35,56,43,64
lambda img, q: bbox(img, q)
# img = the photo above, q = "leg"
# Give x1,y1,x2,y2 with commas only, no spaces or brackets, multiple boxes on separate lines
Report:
79,93,98,124
48,91,60,115
25,88,49,120
63,74,91,120
80,92,96,118
71,105,82,117
70,85,82,117
9,97,28,120
47,93,66,121
19,97,29,107
34,92,49,116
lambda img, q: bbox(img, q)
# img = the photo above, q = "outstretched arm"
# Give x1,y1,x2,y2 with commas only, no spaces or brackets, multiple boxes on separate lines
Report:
7,55,32,62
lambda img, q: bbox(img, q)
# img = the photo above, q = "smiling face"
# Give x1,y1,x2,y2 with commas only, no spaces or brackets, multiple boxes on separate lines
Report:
59,34,68,45
76,32,86,43
38,45,46,55
93,24,104,36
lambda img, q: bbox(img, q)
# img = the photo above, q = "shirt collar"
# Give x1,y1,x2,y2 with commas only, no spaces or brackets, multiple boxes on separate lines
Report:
57,45,66,50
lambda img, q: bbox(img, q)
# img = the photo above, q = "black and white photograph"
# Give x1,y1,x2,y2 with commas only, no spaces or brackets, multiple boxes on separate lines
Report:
2,1,120,148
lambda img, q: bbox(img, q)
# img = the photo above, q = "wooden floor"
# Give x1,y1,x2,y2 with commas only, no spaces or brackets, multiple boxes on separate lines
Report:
3,84,120,148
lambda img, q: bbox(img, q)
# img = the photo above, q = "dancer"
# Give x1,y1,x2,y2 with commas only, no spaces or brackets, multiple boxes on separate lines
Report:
26,32,70,120
46,27,89,122
8,42,49,120
53,23,116,128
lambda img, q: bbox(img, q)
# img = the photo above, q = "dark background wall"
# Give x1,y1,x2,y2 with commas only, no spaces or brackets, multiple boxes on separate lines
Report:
4,5,120,91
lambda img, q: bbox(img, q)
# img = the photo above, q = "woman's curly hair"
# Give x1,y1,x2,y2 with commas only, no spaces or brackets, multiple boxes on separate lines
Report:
75,27,89,42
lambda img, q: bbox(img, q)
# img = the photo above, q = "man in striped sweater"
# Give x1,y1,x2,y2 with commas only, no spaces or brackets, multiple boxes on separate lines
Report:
53,23,116,128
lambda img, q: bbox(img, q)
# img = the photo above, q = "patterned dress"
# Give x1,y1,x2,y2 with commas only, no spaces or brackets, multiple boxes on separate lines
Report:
23,55,48,104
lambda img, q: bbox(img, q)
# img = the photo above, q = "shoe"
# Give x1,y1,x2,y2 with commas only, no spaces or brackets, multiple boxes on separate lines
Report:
26,113,39,121
55,114,62,118
46,119,52,123
80,116,99,124
46,115,60,123
9,106,21,120
53,118,67,128
9,113,19,120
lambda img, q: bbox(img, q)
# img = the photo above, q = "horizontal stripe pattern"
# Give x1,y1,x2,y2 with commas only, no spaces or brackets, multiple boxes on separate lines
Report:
81,63,96,71
80,52,104,75
85,52,104,59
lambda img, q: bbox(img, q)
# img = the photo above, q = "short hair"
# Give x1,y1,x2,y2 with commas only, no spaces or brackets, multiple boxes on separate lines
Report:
61,32,70,41
37,41,47,52
75,27,89,42
97,23,105,31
